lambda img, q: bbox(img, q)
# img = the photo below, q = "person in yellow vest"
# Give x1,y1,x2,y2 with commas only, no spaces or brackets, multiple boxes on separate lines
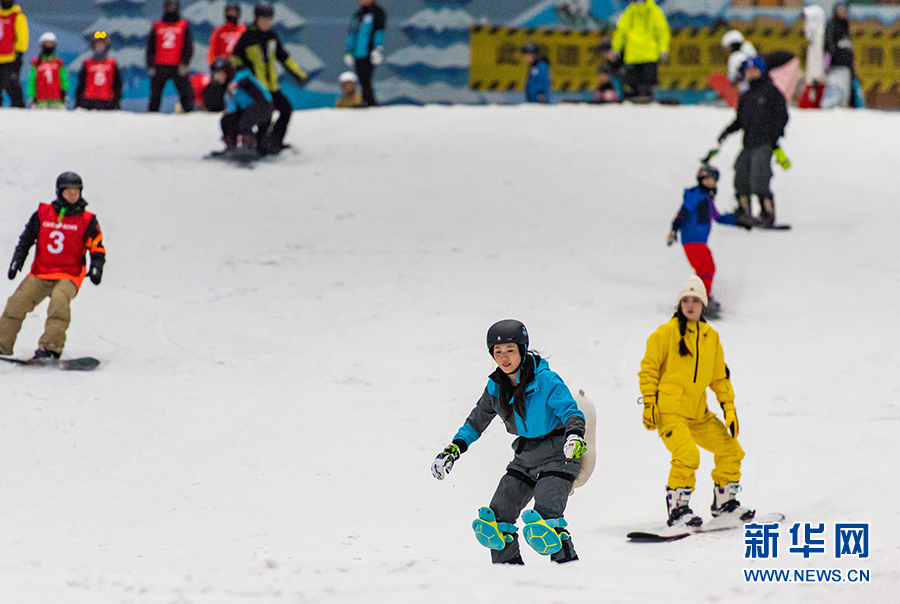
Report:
0,0,28,107
638,276,753,530
609,0,670,102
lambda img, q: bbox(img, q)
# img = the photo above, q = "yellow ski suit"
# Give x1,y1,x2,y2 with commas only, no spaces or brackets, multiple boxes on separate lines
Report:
639,317,744,489
611,0,670,65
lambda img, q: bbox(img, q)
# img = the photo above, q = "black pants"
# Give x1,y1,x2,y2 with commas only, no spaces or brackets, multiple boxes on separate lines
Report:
266,89,292,148
622,62,658,99
77,98,118,110
221,101,273,137
203,80,226,112
0,62,25,107
148,65,194,113
354,57,377,107
734,143,774,200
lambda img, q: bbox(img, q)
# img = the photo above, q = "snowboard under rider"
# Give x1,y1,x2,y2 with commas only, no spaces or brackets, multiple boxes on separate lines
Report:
638,276,753,529
667,164,751,317
432,320,587,564
0,172,105,361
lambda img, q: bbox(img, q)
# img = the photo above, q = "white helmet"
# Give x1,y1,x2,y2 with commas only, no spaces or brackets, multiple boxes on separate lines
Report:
721,29,744,48
39,31,58,45
339,71,358,84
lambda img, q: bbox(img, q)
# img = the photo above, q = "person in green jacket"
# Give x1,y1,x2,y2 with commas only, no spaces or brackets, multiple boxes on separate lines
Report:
27,32,68,109
608,0,670,101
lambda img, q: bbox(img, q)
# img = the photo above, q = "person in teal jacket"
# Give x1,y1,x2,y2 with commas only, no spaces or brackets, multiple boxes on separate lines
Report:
431,320,587,565
344,0,386,107
609,0,670,100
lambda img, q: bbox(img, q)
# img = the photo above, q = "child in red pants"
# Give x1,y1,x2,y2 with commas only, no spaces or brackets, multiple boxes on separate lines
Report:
667,165,751,316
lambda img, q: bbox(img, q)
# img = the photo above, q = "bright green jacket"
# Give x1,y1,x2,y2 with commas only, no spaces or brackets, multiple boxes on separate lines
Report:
612,0,671,65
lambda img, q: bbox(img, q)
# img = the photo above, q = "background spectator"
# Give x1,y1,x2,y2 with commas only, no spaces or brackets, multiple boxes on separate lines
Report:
335,71,363,108
76,31,122,110
0,0,28,107
522,41,550,104
823,0,857,108
609,0,670,102
345,0,386,107
146,0,194,113
27,32,68,109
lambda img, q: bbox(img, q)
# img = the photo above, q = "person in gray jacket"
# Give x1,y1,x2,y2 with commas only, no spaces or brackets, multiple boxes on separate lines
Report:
431,319,587,565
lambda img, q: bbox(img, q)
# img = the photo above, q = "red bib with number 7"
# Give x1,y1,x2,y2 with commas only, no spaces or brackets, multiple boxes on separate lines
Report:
31,203,95,287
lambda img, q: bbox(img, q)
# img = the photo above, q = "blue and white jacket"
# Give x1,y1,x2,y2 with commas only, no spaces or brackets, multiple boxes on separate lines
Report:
346,4,387,60
452,354,585,452
671,185,737,245
225,68,272,113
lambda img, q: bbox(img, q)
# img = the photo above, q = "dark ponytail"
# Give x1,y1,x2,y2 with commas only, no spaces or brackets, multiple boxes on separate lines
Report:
492,351,537,430
673,307,706,357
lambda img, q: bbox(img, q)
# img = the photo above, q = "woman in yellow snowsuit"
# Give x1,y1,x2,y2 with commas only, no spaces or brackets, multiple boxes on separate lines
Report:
638,276,751,528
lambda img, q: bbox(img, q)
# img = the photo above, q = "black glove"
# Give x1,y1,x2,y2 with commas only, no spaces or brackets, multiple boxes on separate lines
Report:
8,255,23,280
88,263,103,285
717,132,727,145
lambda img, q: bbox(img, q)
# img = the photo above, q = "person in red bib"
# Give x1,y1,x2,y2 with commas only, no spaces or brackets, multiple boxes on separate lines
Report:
0,0,28,107
204,2,245,112
77,31,123,110
146,0,194,112
27,32,68,109
0,172,105,361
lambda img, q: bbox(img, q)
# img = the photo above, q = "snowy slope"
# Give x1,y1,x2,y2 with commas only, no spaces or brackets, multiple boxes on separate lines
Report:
0,105,897,603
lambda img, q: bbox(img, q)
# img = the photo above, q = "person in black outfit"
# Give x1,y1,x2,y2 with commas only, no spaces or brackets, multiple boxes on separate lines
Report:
146,0,195,113
717,57,789,228
825,1,856,108
344,0,387,107
231,2,308,154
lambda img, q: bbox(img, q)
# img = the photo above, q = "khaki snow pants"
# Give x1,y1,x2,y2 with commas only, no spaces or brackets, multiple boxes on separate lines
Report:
659,411,744,490
0,276,79,356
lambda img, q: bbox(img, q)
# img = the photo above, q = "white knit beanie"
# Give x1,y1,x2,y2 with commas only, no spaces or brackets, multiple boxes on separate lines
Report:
677,275,708,306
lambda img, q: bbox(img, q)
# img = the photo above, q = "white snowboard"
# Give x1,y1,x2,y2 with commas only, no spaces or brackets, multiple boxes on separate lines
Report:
570,389,597,493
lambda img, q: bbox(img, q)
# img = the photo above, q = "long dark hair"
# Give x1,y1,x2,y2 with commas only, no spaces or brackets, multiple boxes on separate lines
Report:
490,349,538,429
673,307,706,357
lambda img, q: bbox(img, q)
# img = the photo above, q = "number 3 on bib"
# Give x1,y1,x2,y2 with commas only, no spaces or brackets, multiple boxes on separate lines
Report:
48,231,65,254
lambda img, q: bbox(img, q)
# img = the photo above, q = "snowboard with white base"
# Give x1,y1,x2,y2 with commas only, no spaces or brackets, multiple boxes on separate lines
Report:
627,512,785,542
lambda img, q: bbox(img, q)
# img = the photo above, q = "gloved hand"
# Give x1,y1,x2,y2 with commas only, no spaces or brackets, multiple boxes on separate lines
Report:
431,443,460,480
721,401,739,438
8,255,23,280
717,131,727,145
735,213,754,230
642,396,659,431
773,147,791,170
606,49,621,62
177,63,188,77
371,47,384,65
563,434,587,459
659,50,669,64
666,230,677,246
88,263,103,285
344,53,354,68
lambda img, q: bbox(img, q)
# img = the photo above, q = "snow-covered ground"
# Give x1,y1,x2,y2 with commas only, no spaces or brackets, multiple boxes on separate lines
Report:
0,104,896,603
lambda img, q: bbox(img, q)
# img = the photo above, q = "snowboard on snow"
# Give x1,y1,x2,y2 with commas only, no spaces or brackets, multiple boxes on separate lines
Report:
627,512,785,542
0,356,101,371
203,144,297,169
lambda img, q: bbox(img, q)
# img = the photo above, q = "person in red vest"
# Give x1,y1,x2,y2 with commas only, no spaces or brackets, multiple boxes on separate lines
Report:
204,2,245,112
76,31,122,110
0,172,105,361
27,32,69,109
208,2,245,65
146,0,194,112
0,0,29,107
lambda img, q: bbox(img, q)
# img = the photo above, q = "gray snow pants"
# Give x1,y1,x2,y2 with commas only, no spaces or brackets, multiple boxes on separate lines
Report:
489,431,581,564
734,143,774,200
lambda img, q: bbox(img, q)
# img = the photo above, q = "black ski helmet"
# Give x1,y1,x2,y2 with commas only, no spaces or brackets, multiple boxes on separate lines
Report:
254,1,275,19
211,56,235,80
521,41,540,56
697,164,720,182
486,319,528,355
56,172,83,194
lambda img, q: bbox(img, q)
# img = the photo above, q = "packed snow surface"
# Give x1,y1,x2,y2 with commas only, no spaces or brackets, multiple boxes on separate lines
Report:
0,104,897,603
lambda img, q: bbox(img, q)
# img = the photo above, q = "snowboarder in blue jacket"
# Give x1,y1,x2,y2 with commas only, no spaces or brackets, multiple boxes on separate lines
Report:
432,319,587,564
667,164,751,315
211,56,272,159
522,42,551,103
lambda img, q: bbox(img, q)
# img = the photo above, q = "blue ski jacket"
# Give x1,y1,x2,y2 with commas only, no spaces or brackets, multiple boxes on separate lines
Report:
525,59,551,103
672,185,737,244
346,4,387,59
225,68,272,113
452,355,585,451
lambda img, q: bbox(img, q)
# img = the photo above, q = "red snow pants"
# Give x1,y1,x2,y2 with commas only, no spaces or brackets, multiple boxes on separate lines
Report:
682,243,715,296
